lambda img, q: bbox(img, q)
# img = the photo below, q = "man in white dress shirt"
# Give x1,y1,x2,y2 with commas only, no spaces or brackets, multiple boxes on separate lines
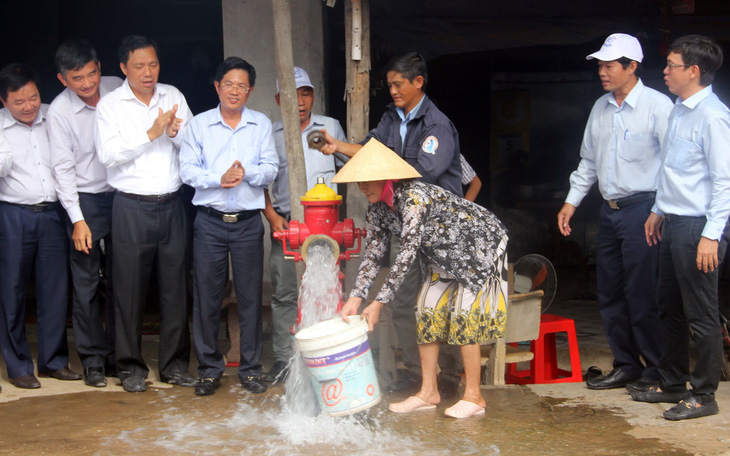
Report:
48,39,122,388
96,35,197,393
0,63,79,389
557,34,673,391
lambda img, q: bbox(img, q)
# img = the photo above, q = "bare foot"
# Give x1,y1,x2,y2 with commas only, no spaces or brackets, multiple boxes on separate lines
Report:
461,392,486,409
415,389,441,405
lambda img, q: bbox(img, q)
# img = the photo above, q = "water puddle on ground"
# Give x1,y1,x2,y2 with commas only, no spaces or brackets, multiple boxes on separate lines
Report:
0,244,692,455
0,386,691,456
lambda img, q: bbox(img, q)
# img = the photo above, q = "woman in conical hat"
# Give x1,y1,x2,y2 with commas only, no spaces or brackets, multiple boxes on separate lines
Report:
336,139,509,419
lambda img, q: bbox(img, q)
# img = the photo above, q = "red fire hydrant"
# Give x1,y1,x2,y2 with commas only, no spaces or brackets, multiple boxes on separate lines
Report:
273,178,366,329
273,178,366,262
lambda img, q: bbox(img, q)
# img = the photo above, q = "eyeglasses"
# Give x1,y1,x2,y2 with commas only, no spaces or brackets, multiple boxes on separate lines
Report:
666,63,690,71
220,82,251,93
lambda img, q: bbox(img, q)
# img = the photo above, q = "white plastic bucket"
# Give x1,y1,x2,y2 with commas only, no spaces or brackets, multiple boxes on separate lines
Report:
294,315,381,416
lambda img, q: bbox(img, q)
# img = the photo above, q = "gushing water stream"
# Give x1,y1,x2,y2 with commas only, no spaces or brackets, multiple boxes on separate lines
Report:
283,243,343,416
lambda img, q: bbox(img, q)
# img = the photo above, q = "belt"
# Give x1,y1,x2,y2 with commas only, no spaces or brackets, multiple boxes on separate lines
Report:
117,189,181,204
198,206,260,223
664,214,701,223
79,191,116,198
606,191,656,210
3,201,61,212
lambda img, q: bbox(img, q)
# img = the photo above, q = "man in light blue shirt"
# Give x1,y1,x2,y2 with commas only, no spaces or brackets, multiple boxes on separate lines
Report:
262,67,346,383
180,57,278,397
634,35,730,421
558,34,673,392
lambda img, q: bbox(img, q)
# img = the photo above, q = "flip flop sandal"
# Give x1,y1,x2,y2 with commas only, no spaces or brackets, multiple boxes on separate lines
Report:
444,400,486,418
388,396,438,413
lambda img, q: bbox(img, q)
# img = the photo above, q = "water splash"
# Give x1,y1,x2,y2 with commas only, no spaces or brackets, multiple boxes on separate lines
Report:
283,243,342,416
100,391,500,456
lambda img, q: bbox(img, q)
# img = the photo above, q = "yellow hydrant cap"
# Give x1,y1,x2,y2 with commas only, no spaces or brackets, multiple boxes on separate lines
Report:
300,181,342,202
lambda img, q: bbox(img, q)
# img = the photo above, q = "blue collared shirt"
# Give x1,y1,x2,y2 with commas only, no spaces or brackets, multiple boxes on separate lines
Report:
653,85,730,240
396,94,426,147
179,105,278,212
566,79,673,206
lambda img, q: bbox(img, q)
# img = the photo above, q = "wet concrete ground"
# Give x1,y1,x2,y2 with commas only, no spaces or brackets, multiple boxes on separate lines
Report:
2,269,730,455
1,376,723,456
1,336,729,456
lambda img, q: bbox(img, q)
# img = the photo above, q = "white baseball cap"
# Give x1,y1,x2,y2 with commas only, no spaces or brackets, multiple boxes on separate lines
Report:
276,67,313,93
586,33,644,63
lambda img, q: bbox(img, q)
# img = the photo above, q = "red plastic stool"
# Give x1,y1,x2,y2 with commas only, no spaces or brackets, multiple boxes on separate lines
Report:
507,313,582,384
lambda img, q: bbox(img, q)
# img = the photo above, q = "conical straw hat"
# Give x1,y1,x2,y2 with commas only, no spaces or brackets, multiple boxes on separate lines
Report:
331,138,422,183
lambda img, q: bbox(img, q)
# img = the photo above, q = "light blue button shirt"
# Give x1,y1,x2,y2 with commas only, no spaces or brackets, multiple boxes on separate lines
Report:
566,79,673,206
179,105,279,212
653,85,730,240
396,94,426,147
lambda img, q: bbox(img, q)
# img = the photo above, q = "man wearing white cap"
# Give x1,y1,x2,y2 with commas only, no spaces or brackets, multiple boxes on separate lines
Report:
262,67,346,382
557,33,672,391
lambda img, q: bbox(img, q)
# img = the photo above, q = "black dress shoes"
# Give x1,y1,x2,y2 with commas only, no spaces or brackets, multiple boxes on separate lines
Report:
625,377,659,394
264,361,289,383
160,371,200,387
630,385,687,403
586,367,637,390
10,374,41,389
84,367,107,387
122,375,147,393
241,375,267,394
38,366,82,381
195,377,221,396
663,396,719,421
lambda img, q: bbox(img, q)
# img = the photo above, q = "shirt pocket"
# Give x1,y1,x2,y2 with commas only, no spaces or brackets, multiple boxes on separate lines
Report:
403,144,420,161
618,132,655,163
665,137,701,170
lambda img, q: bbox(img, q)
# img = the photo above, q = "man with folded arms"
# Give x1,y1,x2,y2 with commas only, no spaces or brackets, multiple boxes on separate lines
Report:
48,39,122,387
180,57,278,396
557,33,672,392
0,63,80,389
96,35,196,393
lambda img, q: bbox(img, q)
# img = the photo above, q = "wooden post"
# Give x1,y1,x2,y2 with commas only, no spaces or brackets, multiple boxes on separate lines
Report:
343,0,370,291
271,0,307,279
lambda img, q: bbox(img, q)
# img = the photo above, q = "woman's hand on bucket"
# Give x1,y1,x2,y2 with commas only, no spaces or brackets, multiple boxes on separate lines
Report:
340,297,363,324
360,300,384,332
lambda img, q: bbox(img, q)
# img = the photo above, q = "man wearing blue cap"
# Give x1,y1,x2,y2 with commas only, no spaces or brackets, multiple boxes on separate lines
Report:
262,67,347,383
557,33,672,391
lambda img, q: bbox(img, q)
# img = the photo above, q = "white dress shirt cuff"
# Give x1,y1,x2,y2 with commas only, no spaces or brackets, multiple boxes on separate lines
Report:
67,205,84,224
564,188,586,208
701,219,726,241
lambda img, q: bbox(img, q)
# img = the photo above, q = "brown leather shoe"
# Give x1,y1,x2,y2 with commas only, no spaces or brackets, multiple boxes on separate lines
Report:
39,367,82,381
10,374,41,389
